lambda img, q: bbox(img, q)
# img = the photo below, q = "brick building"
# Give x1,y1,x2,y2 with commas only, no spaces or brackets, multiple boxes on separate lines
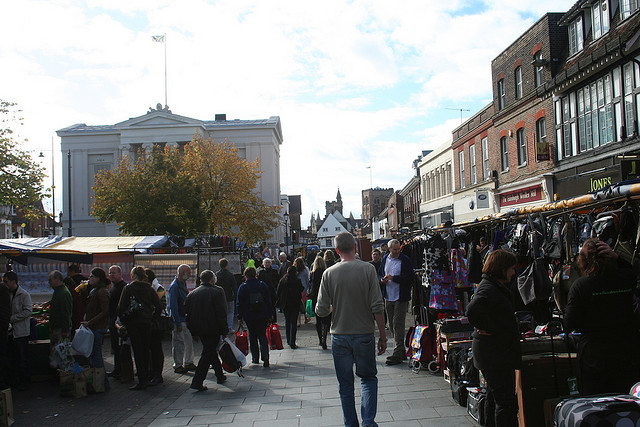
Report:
451,103,497,223
490,13,566,211
399,176,420,230
361,187,394,223
542,1,640,199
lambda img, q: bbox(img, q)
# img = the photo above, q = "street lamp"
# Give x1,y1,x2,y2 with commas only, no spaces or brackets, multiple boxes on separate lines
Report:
283,211,290,257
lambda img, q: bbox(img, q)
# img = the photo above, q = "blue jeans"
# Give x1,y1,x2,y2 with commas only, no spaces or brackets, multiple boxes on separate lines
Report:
90,328,110,389
227,302,236,332
331,334,378,427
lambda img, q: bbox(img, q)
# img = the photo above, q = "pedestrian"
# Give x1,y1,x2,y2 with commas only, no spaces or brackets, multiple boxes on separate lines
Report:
48,270,72,347
565,238,640,395
0,273,12,390
323,250,337,268
145,268,166,386
257,258,280,322
236,267,272,367
186,270,228,391
83,267,111,391
64,264,87,332
309,255,330,349
379,239,414,366
168,264,196,374
277,266,304,349
316,232,387,427
117,266,162,390
466,250,521,426
107,265,127,379
4,271,32,391
216,258,238,334
294,257,311,326
278,252,292,279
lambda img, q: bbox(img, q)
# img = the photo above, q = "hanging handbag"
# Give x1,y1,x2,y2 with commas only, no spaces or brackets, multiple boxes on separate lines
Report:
154,308,174,332
428,270,460,312
553,214,582,311
451,248,470,288
235,326,249,356
305,299,315,318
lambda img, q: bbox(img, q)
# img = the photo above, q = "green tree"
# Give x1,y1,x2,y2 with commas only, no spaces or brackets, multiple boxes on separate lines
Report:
92,135,279,243
0,100,46,220
92,146,203,235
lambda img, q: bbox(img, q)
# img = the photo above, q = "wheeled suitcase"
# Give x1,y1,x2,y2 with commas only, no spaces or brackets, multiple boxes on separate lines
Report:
451,378,469,407
554,394,640,426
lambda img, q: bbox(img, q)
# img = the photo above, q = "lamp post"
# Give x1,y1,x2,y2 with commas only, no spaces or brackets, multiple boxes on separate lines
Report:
38,136,56,236
283,211,290,257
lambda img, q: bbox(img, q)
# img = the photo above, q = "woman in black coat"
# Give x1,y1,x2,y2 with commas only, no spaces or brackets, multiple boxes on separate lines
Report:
309,255,330,349
466,249,520,427
277,266,303,349
565,238,640,395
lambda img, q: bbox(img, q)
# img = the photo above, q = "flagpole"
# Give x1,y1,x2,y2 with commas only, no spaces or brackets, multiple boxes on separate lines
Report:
164,33,167,107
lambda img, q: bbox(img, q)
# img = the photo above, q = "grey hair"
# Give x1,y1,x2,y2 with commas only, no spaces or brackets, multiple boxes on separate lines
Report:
334,231,355,254
388,239,400,248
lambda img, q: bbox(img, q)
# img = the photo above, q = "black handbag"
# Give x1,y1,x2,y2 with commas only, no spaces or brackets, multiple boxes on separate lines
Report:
154,309,174,332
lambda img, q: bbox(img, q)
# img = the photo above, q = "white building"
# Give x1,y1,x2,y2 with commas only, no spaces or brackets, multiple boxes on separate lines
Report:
417,140,455,228
316,211,354,249
57,105,284,241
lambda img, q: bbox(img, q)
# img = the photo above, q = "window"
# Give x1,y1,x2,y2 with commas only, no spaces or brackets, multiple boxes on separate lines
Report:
497,79,505,110
534,52,544,87
624,63,635,137
322,227,328,232
515,67,523,99
335,227,341,231
481,137,489,180
500,136,509,171
469,144,477,185
325,238,332,247
568,17,584,56
459,150,465,189
621,0,640,19
517,128,527,166
592,0,610,40
536,117,547,161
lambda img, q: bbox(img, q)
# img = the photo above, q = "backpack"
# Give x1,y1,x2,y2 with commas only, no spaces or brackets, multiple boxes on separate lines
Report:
249,291,265,313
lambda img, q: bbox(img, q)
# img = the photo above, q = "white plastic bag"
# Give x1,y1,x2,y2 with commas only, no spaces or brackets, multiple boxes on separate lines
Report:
71,325,94,358
221,337,247,367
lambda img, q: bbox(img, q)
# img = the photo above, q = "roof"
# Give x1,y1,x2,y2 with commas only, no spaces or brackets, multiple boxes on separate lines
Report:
45,236,168,253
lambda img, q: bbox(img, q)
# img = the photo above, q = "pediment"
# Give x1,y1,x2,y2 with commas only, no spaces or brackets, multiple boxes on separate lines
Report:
116,111,204,129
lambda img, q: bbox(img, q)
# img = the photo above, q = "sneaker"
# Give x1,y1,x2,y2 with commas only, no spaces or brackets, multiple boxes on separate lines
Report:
185,363,197,372
174,366,188,374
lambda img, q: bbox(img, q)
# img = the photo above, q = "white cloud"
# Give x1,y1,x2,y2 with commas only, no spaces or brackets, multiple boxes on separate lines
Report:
0,0,577,225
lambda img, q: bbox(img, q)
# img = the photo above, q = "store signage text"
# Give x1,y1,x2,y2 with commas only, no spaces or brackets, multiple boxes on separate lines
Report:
500,185,543,207
589,176,613,192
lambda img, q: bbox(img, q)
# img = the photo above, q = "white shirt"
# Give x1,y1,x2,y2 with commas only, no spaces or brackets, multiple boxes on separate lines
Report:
384,256,402,302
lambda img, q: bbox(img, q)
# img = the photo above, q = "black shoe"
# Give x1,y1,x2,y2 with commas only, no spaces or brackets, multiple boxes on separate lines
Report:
174,366,188,374
252,359,260,364
322,343,328,350
129,383,147,391
216,375,227,384
263,361,270,368
290,344,297,349
190,383,208,392
148,377,163,386
185,363,197,372
385,358,403,366
106,371,120,378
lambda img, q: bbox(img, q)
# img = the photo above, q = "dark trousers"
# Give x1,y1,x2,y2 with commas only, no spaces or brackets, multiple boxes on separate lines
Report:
127,323,151,385
109,321,121,375
149,329,164,379
482,368,518,427
245,318,269,363
315,314,331,345
284,310,298,347
0,339,7,389
192,334,223,387
7,335,29,388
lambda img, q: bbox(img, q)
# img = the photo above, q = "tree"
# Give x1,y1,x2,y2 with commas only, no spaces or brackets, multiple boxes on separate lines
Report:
92,135,280,243
183,134,280,243
92,146,204,235
0,100,46,220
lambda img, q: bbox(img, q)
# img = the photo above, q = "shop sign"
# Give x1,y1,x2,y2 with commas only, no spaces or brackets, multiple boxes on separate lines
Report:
499,185,543,207
622,160,640,181
589,175,614,192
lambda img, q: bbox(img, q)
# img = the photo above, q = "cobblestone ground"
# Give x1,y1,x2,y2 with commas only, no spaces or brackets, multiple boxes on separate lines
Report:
13,313,476,426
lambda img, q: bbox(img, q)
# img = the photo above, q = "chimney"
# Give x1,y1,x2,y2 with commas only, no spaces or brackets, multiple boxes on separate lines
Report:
215,114,227,121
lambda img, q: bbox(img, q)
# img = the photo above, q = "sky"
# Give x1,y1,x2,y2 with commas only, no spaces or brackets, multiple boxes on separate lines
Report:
0,0,577,229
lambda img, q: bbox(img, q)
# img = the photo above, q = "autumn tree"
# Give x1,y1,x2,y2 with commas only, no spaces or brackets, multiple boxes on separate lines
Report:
0,100,47,220
92,135,279,243
183,134,279,243
92,146,204,235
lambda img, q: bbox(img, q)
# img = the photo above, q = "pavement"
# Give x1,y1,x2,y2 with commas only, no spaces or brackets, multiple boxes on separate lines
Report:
13,314,477,426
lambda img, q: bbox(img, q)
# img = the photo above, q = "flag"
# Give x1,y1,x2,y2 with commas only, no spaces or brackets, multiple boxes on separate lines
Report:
152,35,165,43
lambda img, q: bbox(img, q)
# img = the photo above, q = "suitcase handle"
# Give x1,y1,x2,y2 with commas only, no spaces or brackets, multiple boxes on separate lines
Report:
605,401,640,412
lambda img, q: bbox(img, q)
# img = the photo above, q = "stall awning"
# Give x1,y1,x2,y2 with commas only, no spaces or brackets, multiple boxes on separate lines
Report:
45,236,167,253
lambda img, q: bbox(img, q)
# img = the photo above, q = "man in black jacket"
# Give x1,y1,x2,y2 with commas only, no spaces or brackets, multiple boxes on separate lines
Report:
186,270,228,391
107,265,127,378
216,258,237,334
